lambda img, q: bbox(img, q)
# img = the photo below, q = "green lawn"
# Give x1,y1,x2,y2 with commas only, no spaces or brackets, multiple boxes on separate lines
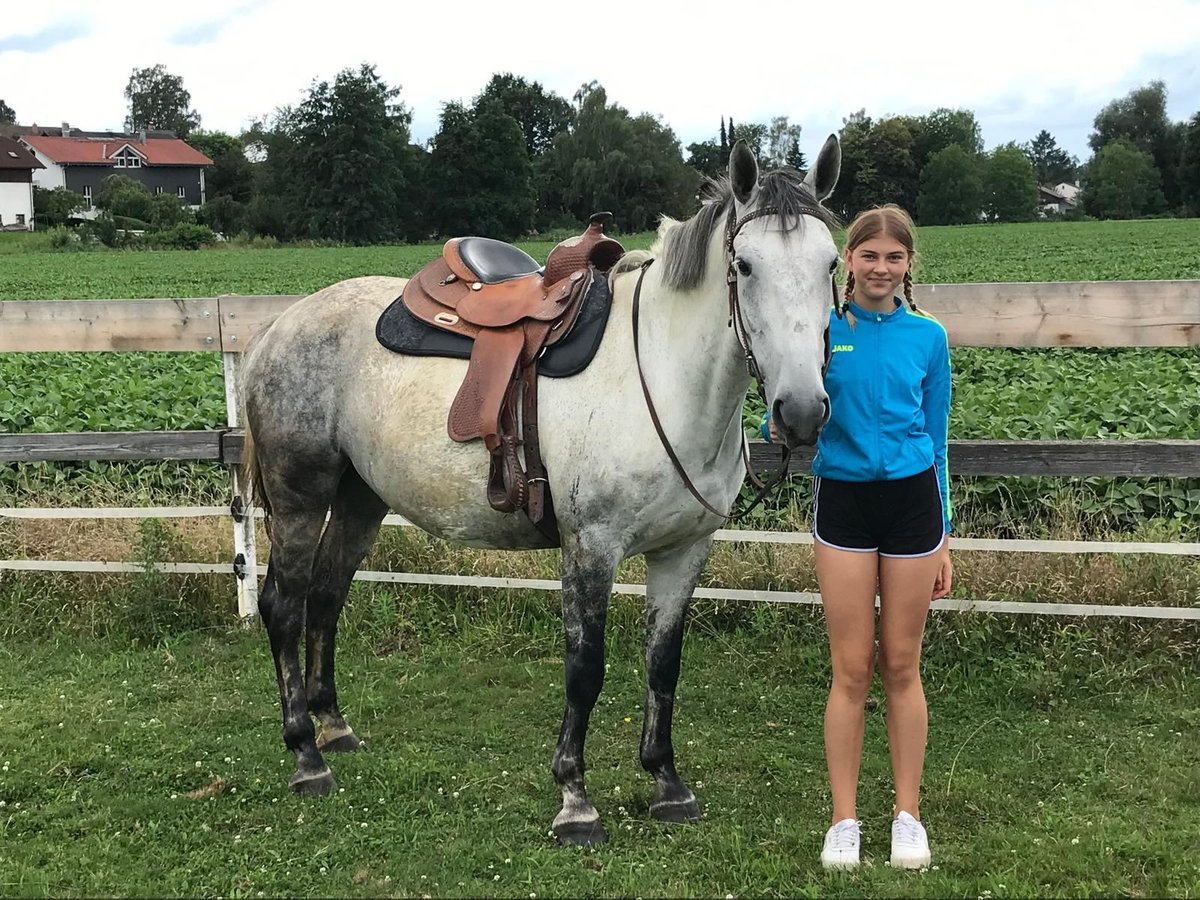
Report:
0,596,1197,898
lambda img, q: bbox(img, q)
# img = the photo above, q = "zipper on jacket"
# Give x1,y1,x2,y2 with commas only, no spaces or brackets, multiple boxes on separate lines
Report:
871,315,883,479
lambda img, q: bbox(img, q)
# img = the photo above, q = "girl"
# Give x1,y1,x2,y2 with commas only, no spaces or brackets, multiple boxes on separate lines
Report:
772,204,953,869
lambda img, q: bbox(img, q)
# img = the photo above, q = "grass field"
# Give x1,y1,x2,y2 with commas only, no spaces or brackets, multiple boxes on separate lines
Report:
0,598,1198,898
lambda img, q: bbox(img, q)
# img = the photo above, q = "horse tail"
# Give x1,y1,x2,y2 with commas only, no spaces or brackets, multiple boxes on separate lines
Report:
240,419,271,533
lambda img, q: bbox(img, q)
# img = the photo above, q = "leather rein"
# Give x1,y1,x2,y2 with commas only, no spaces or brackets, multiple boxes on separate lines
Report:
632,203,838,522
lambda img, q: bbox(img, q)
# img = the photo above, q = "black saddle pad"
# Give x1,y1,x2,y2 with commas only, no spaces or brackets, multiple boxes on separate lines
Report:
376,272,613,378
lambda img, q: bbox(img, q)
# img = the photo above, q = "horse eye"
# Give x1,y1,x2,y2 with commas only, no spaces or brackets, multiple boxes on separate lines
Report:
735,258,752,277
828,259,838,273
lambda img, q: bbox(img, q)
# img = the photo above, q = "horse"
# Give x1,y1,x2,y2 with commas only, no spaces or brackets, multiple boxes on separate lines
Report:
240,137,842,845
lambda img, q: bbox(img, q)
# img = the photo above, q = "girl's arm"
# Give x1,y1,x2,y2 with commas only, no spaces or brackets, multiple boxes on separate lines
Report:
923,331,953,533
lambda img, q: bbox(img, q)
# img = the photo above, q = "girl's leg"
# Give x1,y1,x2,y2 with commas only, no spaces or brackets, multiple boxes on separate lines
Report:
877,544,942,818
815,542,880,822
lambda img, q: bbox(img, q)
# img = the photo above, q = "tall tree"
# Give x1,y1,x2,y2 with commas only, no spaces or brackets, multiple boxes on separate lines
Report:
1089,80,1182,209
911,107,983,172
916,144,982,225
829,109,875,219
428,97,535,240
257,63,425,243
764,116,802,169
685,140,724,179
867,116,920,211
719,117,727,154
0,99,15,125
1178,110,1200,216
1024,129,1078,185
186,130,254,203
983,143,1038,222
475,73,573,160
539,84,696,232
124,64,201,137
1081,137,1166,219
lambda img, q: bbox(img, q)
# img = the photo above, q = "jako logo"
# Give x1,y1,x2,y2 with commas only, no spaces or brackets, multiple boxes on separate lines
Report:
832,344,854,353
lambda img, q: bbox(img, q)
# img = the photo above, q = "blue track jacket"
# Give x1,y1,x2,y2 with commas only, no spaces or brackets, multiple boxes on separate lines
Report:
811,297,953,533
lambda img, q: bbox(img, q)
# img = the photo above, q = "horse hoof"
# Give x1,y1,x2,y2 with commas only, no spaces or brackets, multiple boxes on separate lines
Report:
288,767,335,796
553,820,608,846
318,732,363,753
650,796,702,823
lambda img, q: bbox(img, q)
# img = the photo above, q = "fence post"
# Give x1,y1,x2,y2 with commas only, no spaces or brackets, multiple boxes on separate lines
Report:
222,349,259,622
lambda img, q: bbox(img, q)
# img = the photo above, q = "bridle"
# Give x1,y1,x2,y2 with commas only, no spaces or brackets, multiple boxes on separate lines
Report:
632,201,839,521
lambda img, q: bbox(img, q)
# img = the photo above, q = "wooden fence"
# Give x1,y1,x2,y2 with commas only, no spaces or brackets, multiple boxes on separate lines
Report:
2,280,1198,622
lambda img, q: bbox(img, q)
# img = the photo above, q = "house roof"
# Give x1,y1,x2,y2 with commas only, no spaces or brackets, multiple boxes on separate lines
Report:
0,136,44,170
21,134,213,167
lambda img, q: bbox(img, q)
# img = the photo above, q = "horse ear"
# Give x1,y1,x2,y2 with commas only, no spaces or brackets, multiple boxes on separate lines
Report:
729,139,758,203
802,133,841,202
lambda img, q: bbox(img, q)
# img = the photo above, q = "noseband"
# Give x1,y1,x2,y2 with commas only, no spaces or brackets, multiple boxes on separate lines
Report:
632,201,836,521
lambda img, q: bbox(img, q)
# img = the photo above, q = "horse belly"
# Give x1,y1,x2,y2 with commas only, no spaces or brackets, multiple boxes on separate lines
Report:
340,353,555,551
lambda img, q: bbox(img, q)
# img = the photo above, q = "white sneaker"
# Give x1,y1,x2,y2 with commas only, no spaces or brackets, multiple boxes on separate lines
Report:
820,817,861,869
891,810,931,868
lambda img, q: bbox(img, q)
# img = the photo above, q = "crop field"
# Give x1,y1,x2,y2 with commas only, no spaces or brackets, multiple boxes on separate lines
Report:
1,220,1199,897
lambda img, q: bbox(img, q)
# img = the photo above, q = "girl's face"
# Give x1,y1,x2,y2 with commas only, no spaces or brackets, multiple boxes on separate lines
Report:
844,235,911,305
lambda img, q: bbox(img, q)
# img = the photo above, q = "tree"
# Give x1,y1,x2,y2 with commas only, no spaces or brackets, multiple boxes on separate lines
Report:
685,140,724,179
33,186,86,226
911,107,983,171
829,109,875,219
764,116,802,169
96,174,153,222
148,193,192,230
124,64,201,137
539,84,696,232
1081,137,1166,219
186,130,255,203
916,144,982,225
475,73,573,160
1024,129,1078,185
1089,80,1182,209
1179,111,1200,216
983,143,1038,222
867,116,920,211
257,63,426,243
428,98,535,240
730,121,767,166
0,99,15,125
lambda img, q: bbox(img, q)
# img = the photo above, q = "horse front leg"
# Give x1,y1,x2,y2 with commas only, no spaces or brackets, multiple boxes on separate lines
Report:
640,536,711,823
550,537,619,845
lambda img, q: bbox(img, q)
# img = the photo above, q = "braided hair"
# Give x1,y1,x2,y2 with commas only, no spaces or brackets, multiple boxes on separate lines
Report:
842,204,920,313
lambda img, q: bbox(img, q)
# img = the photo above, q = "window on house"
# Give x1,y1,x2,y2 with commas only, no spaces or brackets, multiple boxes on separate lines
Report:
128,156,140,168
177,186,186,198
83,186,93,207
114,157,125,167
155,186,163,195
16,214,25,226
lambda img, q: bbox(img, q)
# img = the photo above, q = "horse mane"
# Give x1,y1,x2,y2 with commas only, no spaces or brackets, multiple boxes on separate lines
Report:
649,169,842,292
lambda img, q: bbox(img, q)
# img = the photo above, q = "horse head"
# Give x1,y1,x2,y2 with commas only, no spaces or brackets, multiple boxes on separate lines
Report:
726,134,841,447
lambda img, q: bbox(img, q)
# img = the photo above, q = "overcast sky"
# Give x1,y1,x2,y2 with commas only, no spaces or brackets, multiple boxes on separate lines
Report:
3,0,1199,166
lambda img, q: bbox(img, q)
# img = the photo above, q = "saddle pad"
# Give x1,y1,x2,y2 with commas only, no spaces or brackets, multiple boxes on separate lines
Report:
376,271,613,378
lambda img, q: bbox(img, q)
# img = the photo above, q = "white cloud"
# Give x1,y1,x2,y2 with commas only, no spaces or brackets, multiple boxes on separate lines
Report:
3,0,1198,158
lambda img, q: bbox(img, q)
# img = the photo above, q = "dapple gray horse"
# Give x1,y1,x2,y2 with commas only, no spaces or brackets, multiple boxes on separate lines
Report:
241,138,841,844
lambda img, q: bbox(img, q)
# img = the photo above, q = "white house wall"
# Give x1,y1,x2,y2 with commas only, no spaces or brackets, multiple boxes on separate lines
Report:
26,148,65,189
0,182,34,229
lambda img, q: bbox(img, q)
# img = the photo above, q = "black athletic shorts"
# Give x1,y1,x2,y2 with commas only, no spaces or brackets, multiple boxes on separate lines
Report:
813,466,946,558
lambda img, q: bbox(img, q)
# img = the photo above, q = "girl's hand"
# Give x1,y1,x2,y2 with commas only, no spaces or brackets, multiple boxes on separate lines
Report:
767,417,781,444
931,543,953,600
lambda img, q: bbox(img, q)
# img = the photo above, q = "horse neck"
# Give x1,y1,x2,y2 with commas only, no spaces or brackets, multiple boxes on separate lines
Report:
639,233,750,445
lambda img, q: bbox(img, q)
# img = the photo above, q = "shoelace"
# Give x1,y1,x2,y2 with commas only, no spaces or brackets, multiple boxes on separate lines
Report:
826,821,860,850
892,816,925,846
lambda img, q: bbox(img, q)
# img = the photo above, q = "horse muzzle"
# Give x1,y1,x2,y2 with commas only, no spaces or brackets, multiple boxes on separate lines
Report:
773,393,829,447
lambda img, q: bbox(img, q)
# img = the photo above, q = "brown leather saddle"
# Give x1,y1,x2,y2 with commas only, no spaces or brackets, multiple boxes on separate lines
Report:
401,212,625,526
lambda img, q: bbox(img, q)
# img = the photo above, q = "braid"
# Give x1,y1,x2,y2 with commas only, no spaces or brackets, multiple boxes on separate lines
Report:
903,271,918,312
842,272,857,328
844,272,855,305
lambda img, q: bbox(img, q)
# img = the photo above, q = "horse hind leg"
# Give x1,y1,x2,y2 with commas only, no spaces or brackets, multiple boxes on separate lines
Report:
550,535,620,846
640,537,710,824
305,465,389,755
260,466,344,797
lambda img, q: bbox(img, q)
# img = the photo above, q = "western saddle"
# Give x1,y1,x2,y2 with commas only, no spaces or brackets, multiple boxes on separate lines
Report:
401,213,625,526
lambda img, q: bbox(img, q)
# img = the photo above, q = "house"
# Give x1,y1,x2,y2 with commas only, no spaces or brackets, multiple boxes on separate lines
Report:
18,123,213,213
1038,182,1080,216
0,135,44,230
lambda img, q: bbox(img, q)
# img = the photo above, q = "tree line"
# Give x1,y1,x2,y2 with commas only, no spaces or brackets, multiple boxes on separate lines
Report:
6,66,1199,244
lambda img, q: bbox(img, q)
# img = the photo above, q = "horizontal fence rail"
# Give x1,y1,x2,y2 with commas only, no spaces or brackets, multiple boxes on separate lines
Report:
2,284,1199,621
